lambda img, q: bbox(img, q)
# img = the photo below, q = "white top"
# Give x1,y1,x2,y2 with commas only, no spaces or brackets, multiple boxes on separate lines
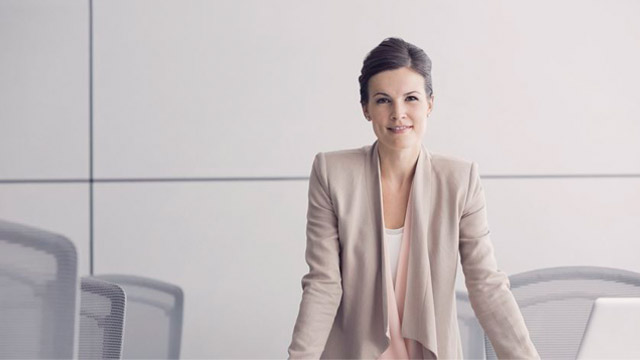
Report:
384,226,404,288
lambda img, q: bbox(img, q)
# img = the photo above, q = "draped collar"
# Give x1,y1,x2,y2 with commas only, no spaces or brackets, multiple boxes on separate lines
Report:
364,139,439,358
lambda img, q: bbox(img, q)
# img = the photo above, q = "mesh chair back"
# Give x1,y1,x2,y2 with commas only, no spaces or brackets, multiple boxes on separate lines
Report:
484,266,640,360
78,277,126,359
456,290,486,360
0,219,78,359
95,274,184,359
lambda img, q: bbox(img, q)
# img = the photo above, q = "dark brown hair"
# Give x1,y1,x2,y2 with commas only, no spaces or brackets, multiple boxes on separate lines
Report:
358,37,433,106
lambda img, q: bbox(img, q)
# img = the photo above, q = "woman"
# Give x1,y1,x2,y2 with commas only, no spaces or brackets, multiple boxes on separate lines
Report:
288,37,539,359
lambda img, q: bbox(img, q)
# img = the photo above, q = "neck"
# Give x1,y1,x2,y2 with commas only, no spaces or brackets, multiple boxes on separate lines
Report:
377,142,421,190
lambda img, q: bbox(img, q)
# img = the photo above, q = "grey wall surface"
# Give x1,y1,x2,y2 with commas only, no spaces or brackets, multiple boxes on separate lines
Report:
1,0,639,358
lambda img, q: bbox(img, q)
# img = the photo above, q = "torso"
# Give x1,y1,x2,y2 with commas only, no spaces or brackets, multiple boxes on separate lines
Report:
381,178,412,229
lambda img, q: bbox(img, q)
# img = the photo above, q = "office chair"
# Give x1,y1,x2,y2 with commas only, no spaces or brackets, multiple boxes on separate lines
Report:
0,218,78,359
484,266,640,360
78,277,126,359
96,274,184,359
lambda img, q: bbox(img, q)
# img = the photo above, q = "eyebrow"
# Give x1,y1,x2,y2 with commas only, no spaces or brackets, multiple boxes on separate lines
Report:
373,91,420,97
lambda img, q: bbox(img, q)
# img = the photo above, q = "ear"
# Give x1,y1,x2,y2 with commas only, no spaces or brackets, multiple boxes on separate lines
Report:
427,94,434,116
362,104,371,121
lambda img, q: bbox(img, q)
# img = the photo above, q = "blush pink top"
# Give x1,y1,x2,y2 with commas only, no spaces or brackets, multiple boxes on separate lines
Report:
378,195,435,359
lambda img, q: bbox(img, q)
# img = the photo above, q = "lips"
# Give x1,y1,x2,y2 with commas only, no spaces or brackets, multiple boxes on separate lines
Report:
387,125,413,133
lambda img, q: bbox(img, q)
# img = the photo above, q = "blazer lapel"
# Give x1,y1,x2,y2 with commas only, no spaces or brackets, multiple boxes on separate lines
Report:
365,139,439,358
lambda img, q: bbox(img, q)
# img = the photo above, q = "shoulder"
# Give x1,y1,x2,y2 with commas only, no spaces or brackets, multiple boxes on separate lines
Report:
430,151,474,175
308,145,369,198
429,151,479,190
311,144,368,174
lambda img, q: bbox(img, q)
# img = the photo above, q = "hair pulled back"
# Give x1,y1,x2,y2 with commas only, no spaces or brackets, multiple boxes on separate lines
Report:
358,37,433,106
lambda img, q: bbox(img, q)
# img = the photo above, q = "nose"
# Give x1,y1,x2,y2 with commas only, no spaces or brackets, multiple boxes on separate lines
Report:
391,102,406,120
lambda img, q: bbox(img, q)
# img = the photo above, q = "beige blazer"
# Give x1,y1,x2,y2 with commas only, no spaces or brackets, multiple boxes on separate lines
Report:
288,139,539,359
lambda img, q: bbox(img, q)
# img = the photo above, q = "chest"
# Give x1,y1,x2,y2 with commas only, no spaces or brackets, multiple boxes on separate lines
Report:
381,181,411,229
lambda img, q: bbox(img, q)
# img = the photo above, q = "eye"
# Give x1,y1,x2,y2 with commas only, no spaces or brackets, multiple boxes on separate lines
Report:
406,96,418,101
376,98,390,104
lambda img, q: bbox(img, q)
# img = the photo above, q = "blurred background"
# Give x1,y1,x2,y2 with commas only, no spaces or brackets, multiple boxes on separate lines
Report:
1,0,639,358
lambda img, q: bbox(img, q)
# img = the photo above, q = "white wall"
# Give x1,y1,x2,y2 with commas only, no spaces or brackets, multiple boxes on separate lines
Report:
1,0,639,358
0,0,90,273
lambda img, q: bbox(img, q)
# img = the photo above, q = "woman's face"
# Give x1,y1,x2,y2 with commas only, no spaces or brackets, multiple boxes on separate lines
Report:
362,66,433,152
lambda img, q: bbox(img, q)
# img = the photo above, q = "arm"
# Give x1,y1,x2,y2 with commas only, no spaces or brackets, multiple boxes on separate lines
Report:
288,152,343,359
458,162,540,359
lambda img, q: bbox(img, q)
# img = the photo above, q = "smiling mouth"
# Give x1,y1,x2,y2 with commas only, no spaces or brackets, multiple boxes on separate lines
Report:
387,125,413,133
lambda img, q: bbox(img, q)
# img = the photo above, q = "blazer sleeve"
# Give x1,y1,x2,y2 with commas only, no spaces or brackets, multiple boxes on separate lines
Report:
288,152,343,359
458,162,540,360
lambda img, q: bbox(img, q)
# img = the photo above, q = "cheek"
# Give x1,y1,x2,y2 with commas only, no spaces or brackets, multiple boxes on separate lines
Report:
414,122,427,133
369,109,384,118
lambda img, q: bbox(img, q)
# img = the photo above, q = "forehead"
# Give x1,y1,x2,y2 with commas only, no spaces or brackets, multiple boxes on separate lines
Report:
368,67,425,94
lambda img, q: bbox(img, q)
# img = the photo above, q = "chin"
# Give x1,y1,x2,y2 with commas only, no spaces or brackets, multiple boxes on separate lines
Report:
382,138,420,150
